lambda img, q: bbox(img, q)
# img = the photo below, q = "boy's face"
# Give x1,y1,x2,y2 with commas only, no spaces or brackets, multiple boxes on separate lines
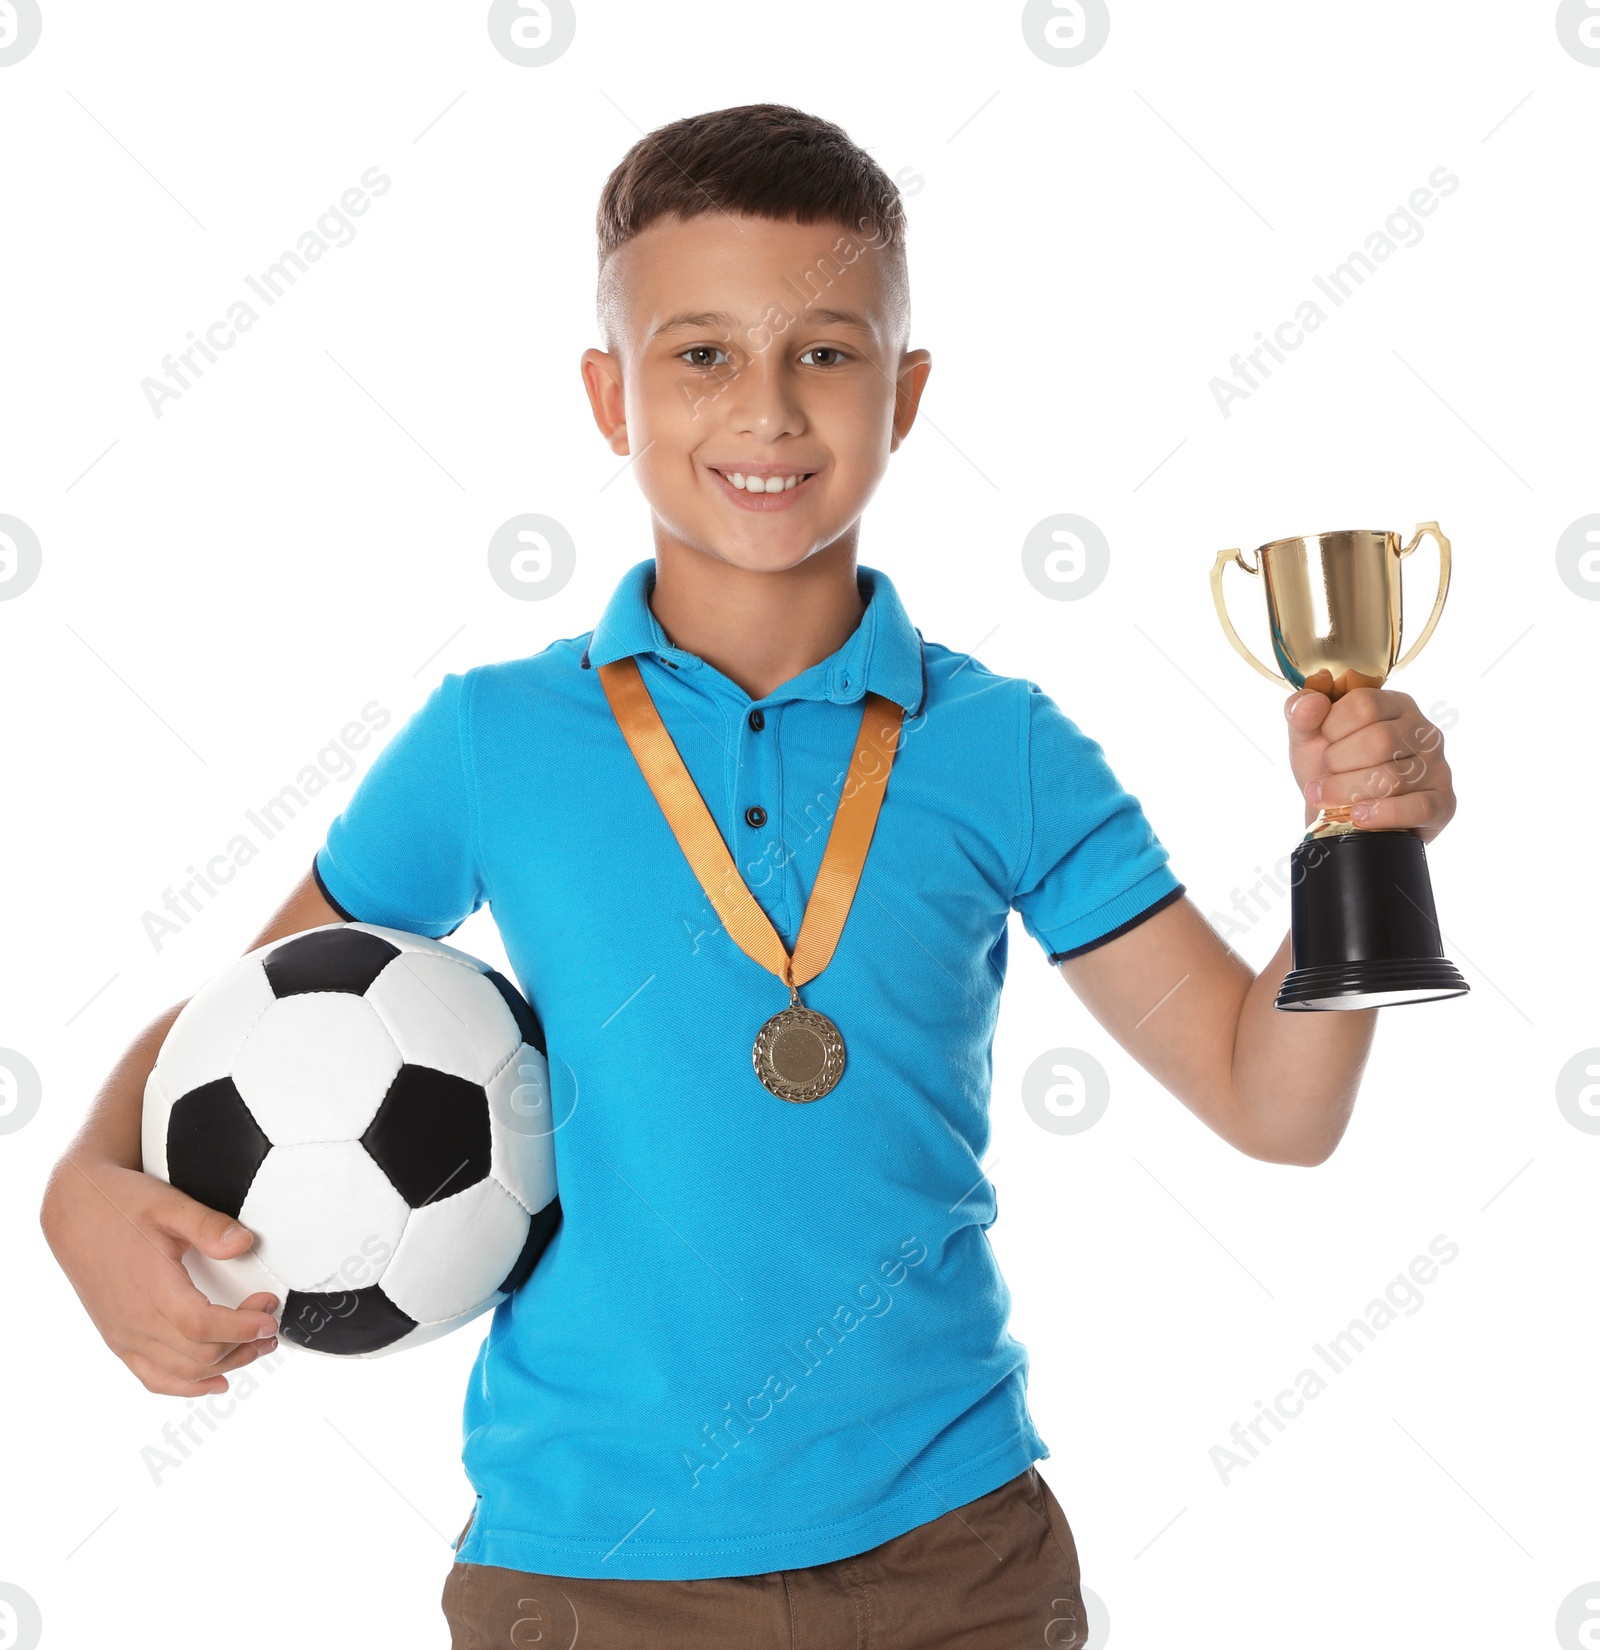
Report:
581,211,931,576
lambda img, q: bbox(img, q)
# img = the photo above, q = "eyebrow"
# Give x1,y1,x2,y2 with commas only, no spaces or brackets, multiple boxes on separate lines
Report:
650,305,876,339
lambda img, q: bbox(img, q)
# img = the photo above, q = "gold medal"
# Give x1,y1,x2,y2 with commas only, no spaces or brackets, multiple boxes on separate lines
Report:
752,984,846,1103
598,653,903,1103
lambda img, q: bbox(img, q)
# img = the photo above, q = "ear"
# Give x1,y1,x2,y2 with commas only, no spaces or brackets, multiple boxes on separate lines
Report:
889,349,933,451
580,347,629,456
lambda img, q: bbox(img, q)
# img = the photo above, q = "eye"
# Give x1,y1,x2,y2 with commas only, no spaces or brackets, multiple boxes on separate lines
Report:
800,346,850,367
679,344,729,369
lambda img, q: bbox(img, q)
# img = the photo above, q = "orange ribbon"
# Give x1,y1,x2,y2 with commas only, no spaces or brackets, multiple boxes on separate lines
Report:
597,655,904,990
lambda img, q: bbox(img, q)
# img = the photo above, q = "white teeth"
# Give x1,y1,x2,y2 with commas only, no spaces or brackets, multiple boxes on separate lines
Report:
724,471,807,492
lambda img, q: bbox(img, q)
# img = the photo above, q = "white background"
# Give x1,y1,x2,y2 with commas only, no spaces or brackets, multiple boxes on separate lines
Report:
2,2,1596,1646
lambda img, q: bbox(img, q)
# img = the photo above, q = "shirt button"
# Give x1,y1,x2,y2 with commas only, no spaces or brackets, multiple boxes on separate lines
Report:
748,708,765,731
744,805,767,828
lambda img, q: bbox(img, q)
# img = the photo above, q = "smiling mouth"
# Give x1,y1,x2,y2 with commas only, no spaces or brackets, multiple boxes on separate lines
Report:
708,468,818,495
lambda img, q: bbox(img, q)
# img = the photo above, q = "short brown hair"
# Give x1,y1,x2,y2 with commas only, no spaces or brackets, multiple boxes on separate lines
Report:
595,103,911,351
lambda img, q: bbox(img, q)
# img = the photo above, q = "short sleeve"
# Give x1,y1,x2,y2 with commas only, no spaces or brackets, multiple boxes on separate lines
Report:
1009,680,1184,964
312,672,485,938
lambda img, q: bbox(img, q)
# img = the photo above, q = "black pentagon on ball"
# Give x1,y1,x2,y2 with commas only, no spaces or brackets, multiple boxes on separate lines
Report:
360,1065,492,1208
278,1285,417,1355
263,926,400,998
484,968,547,1056
167,1077,271,1219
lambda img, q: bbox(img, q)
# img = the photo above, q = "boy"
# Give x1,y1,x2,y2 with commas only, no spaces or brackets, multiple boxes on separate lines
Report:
41,103,1457,1648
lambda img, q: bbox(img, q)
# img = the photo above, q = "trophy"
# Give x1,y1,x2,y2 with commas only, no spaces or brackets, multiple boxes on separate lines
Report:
1210,523,1470,1011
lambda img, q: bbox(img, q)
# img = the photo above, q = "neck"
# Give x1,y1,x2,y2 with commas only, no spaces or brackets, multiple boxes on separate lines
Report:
647,538,868,700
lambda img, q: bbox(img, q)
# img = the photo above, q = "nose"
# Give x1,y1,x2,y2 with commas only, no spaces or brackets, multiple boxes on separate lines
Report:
721,347,807,442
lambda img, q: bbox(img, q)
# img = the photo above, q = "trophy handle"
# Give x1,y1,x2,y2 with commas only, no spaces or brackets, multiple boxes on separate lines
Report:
1210,548,1292,687
1392,521,1452,673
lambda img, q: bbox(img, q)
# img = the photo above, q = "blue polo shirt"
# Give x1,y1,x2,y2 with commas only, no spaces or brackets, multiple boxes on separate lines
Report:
313,558,1183,1581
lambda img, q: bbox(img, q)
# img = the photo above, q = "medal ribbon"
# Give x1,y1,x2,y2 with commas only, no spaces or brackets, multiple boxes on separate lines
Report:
597,654,904,991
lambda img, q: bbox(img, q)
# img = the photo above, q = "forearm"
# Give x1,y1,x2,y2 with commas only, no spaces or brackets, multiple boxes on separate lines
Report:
1060,897,1376,1168
1229,927,1376,1165
47,869,342,1212
1222,779,1382,1164
56,1004,183,1175
1061,687,1451,1167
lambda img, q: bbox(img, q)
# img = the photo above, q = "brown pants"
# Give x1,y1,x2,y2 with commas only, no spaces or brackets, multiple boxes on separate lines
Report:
441,1466,1087,1649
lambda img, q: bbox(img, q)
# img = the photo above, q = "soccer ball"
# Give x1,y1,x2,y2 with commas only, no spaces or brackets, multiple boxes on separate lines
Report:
141,922,560,1358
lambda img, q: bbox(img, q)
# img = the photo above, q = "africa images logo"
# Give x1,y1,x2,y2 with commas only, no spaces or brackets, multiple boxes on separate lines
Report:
0,516,42,600
486,0,577,65
0,1583,43,1650
0,1050,42,1136
1209,1236,1460,1485
1209,167,1460,417
0,0,42,66
139,168,392,418
1556,0,1600,64
1020,0,1111,66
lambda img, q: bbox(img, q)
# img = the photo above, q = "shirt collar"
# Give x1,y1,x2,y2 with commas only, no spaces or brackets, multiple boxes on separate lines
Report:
582,558,925,715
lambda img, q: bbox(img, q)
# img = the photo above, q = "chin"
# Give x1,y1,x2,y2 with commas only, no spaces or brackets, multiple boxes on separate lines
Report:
677,531,833,577
723,542,820,574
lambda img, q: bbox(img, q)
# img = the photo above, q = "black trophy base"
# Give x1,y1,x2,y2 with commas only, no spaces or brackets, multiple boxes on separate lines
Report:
1276,828,1470,1012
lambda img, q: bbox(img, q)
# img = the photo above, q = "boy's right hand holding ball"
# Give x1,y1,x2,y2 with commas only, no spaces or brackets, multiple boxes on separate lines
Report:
40,871,345,1395
41,1155,281,1396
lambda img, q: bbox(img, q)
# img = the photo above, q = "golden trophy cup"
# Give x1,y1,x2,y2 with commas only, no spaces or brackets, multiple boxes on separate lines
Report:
1210,523,1470,1011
